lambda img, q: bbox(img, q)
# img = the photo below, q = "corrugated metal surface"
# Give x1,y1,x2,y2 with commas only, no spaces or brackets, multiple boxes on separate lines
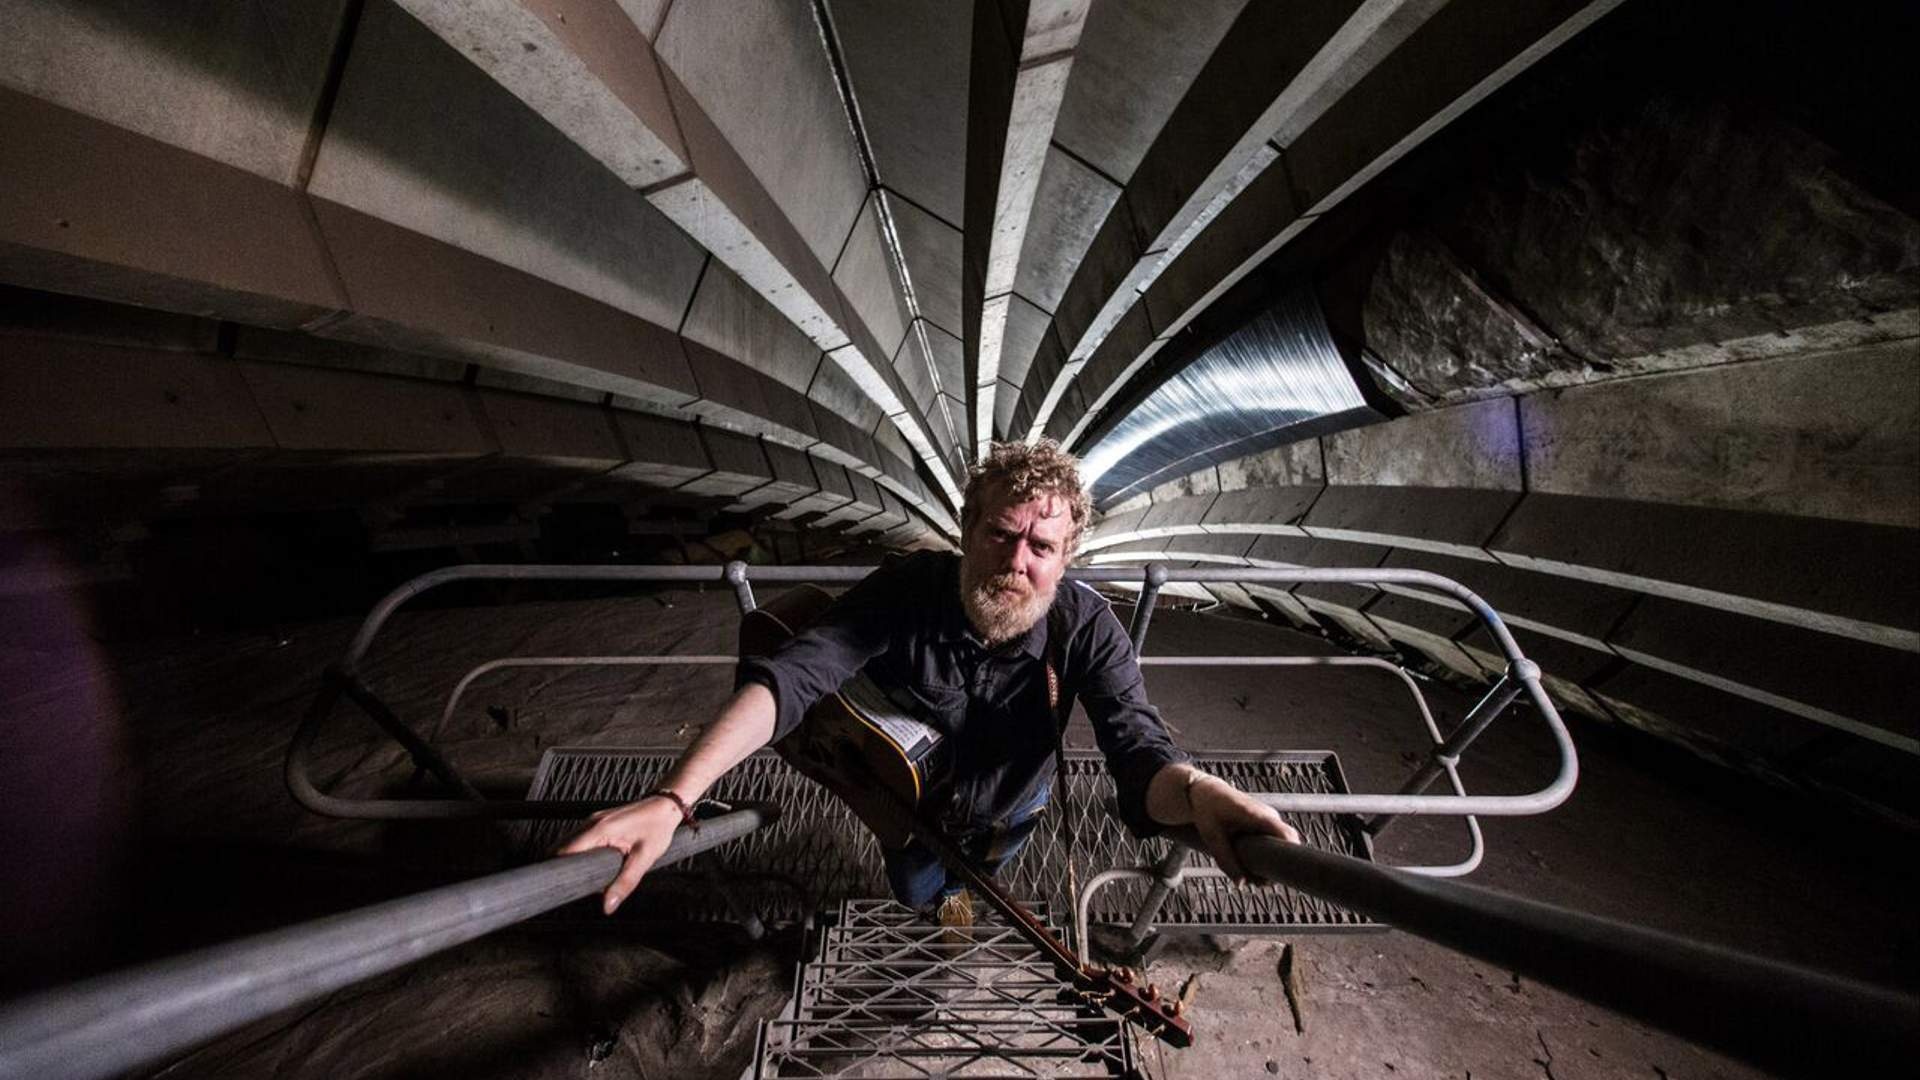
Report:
1080,288,1367,506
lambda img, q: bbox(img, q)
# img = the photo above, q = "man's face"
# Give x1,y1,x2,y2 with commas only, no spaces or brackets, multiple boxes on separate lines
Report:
958,484,1075,645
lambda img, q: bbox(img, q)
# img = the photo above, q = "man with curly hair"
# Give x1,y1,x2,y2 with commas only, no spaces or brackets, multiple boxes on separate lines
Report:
566,439,1298,919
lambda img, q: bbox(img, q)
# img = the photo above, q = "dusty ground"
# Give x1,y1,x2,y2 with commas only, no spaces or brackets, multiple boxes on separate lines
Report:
3,582,1912,1078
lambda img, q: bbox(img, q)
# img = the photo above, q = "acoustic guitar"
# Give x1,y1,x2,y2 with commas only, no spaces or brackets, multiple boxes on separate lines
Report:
739,583,1196,1048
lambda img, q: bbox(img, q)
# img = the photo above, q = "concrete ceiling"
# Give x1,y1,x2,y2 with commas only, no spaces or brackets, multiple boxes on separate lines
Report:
1,0,1916,822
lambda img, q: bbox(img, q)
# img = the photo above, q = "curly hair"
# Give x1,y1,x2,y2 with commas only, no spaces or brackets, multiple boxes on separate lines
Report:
962,438,1093,549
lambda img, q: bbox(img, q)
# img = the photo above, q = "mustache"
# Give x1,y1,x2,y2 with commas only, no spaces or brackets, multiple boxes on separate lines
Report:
979,572,1029,594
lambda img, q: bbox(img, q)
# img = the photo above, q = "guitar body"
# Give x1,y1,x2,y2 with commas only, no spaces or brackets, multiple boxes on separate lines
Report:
739,584,942,849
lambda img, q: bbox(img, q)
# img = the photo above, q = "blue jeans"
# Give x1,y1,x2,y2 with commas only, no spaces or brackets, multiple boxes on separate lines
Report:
883,783,1050,911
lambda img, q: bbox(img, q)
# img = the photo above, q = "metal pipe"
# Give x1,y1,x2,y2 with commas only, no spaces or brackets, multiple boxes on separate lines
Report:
1076,866,1229,966
430,655,737,745
1125,845,1190,948
1166,829,1920,1078
286,687,640,820
1126,562,1168,655
0,807,778,1080
330,669,486,803
1366,663,1533,834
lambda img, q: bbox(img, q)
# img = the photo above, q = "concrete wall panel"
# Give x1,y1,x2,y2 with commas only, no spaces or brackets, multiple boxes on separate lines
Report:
890,196,965,338
241,363,489,455
759,376,823,447
311,1,705,329
1322,397,1523,489
1052,0,1249,185
1520,340,1920,529
1302,485,1521,558
477,392,623,464
681,426,771,499
310,199,698,406
1,338,271,450
1489,494,1918,649
1608,598,1919,749
656,0,868,270
833,197,912,362
737,439,821,511
1284,0,1613,214
1201,487,1320,535
609,410,712,489
682,262,823,394
997,294,1053,398
0,0,348,185
233,325,466,384
0,88,344,325
1136,493,1218,536
1285,536,1393,614
1053,192,1143,356
1379,548,1638,651
1589,664,1825,762
1216,438,1324,491
1015,150,1121,314
826,0,970,228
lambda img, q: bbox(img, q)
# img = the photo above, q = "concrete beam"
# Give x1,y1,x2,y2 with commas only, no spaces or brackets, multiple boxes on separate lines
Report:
392,0,961,512
1028,0,1622,447
974,0,1093,454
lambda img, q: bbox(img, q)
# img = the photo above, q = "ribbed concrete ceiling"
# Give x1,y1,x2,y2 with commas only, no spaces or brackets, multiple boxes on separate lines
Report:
1,0,1916,823
0,0,1621,537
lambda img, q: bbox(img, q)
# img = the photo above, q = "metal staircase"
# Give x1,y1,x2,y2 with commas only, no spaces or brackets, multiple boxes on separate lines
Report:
754,899,1139,1079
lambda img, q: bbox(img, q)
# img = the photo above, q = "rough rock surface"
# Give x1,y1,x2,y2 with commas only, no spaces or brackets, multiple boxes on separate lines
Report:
1364,98,1920,409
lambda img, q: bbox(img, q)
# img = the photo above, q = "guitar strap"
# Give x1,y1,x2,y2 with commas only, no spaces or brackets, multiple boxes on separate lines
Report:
1044,602,1079,942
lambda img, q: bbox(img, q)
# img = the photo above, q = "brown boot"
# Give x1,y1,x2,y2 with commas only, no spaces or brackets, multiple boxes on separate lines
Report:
937,889,974,948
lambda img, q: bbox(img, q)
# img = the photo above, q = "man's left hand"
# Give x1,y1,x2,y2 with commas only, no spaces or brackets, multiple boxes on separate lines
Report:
1189,773,1301,882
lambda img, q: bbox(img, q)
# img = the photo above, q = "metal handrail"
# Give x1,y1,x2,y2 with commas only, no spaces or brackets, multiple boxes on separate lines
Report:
294,560,1574,827
1160,827,1920,1079
0,806,778,1080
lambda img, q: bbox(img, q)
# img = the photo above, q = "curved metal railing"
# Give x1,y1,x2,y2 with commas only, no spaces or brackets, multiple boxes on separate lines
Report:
291,560,1575,834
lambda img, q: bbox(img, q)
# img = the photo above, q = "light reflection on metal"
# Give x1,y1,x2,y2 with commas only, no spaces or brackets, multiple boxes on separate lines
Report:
1080,289,1365,504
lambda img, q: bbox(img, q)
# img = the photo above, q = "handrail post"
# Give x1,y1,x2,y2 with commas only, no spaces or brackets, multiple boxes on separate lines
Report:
1125,845,1190,949
1128,562,1168,655
725,560,756,614
1365,660,1536,835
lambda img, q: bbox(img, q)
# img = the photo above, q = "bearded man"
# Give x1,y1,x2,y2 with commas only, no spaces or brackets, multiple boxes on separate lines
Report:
564,439,1299,921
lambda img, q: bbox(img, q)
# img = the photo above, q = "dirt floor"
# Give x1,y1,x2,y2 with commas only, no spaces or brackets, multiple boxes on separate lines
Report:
3,581,1913,1078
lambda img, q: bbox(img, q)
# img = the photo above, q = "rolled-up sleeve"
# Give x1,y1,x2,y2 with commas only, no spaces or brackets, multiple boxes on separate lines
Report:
736,564,906,743
1075,601,1190,837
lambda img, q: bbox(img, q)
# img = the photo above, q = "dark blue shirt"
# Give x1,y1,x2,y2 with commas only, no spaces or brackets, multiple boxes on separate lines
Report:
737,552,1189,837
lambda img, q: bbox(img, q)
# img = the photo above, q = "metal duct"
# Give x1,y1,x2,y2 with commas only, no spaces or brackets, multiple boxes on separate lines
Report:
1080,289,1369,507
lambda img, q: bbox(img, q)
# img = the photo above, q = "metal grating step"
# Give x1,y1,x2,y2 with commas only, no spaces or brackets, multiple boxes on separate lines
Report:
820,923,1058,968
769,902,1129,1078
756,1016,1135,1078
522,747,1378,932
792,963,1085,1025
837,897,1055,928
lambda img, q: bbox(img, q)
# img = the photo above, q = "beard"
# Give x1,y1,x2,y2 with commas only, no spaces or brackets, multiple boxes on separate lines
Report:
959,559,1057,646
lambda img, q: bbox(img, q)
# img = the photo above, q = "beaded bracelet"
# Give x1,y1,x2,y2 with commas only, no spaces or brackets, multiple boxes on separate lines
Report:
643,788,700,831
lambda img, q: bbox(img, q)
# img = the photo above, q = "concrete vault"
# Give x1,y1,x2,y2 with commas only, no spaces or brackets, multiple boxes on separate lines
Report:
1,0,1917,1074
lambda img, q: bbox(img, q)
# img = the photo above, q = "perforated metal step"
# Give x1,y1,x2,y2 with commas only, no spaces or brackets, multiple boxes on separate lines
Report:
762,899,1135,1079
522,748,1378,932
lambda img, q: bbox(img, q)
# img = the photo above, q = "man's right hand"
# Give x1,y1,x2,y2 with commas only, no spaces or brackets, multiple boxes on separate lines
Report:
559,795,688,914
